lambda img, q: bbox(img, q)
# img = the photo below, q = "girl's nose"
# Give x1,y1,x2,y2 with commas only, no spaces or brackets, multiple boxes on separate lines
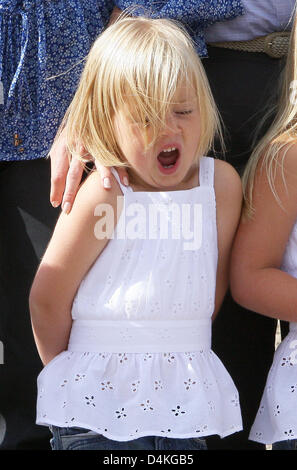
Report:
161,114,181,136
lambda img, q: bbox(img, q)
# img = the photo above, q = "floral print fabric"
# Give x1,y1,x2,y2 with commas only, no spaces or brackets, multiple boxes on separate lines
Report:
0,0,113,161
115,0,244,56
0,0,243,162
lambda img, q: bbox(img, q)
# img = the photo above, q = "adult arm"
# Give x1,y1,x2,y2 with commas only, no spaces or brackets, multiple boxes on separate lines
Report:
230,144,297,322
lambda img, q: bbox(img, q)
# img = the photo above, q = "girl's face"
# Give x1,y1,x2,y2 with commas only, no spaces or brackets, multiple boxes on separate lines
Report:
113,84,201,191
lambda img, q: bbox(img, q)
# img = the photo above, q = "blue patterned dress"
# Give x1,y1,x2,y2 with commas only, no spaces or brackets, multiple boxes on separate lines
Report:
0,0,243,162
115,1,244,56
0,0,114,161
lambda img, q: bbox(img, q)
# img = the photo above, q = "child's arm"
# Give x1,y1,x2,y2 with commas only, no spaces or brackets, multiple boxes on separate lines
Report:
230,144,297,322
29,171,122,365
213,159,243,320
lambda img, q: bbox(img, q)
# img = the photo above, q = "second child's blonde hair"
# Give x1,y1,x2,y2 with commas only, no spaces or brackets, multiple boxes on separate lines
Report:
59,16,223,168
243,7,297,217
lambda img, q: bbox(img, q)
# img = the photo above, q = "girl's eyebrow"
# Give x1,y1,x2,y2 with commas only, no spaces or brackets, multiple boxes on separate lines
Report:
172,95,197,104
172,101,195,107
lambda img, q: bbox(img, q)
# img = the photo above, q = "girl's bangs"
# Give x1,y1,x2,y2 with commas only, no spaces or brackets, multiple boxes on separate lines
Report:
117,59,197,148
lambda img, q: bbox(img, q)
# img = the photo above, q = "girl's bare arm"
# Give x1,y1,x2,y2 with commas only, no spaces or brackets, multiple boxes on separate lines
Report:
30,171,122,365
213,159,243,320
230,144,297,322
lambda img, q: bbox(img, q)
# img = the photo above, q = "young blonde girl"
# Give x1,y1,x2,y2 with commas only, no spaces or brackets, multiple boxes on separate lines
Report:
230,7,297,449
30,17,242,450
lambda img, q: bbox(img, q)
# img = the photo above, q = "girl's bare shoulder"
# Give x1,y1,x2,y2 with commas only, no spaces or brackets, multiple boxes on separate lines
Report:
75,169,123,209
275,141,297,177
253,141,297,201
213,158,242,206
60,169,124,230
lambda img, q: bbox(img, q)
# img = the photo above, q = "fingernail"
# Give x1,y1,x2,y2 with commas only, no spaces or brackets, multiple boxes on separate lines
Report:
51,201,59,208
123,176,129,186
62,202,71,214
103,177,111,189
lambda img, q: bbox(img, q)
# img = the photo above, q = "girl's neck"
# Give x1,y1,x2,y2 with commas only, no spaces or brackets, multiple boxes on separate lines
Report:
126,162,200,192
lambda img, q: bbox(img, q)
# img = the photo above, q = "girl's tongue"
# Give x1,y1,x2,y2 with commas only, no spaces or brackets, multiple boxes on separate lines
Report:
157,148,179,168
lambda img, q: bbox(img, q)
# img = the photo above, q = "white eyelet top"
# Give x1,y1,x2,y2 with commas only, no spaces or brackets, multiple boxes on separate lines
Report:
36,157,242,441
250,222,297,444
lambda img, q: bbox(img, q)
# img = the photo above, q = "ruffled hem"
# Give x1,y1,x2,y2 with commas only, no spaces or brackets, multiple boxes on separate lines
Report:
36,417,242,442
36,349,243,441
249,331,297,444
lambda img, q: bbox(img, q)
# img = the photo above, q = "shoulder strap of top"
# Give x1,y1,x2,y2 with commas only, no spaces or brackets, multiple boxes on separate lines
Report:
199,156,214,187
110,168,132,194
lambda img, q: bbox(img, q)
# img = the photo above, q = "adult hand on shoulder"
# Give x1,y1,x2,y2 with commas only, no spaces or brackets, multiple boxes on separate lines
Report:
94,160,129,194
49,128,84,214
49,128,129,214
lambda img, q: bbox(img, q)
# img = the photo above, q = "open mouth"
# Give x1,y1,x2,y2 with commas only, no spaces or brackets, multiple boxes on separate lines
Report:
157,147,180,173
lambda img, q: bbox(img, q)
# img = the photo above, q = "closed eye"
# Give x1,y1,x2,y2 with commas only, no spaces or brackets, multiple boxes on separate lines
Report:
175,110,193,115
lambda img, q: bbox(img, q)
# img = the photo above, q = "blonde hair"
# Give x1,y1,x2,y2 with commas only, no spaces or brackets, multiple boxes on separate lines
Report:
56,15,223,168
243,7,297,217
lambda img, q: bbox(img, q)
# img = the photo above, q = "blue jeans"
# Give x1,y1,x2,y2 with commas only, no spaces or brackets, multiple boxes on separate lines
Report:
49,426,207,451
272,439,297,450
